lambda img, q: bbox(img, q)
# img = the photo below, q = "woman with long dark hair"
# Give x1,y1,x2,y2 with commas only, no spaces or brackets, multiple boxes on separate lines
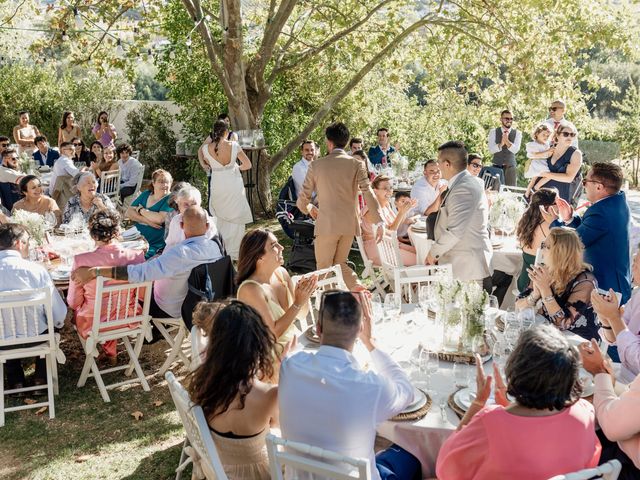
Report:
187,301,276,480
58,111,82,147
515,188,557,292
92,111,117,147
201,119,252,259
71,137,91,167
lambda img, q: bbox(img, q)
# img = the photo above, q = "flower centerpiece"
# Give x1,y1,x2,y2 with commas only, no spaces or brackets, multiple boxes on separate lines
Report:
11,209,47,246
489,192,525,233
389,151,408,179
18,151,36,175
459,282,489,351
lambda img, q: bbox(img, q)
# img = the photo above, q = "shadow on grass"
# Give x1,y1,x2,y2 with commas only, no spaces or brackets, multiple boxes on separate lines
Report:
120,440,188,480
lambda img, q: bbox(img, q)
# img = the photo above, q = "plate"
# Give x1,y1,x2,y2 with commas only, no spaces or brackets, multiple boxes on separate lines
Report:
400,388,428,414
303,326,320,344
120,240,146,250
453,387,502,412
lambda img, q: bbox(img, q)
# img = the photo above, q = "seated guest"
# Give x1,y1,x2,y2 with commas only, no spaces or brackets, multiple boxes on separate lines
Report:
410,159,447,216
352,149,376,181
0,136,10,155
0,224,67,390
12,175,62,226
71,137,91,167
517,227,599,340
187,301,276,480
291,140,315,197
515,188,556,292
72,206,222,327
94,145,118,178
32,135,59,167
549,162,631,303
67,209,144,366
165,186,217,247
279,291,420,480
361,175,417,265
117,142,143,202
394,191,418,242
237,229,316,354
49,141,81,206
580,339,640,479
62,172,114,225
164,181,189,241
88,141,104,172
590,251,640,384
437,325,600,479
466,152,484,177
0,148,24,211
126,169,174,259
349,137,363,154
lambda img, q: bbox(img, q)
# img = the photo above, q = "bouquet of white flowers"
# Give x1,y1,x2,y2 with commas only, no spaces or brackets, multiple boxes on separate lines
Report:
12,209,47,245
489,192,525,228
460,282,488,339
389,151,408,178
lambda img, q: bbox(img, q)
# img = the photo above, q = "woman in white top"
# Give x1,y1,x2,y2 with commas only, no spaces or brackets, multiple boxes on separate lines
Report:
201,120,252,260
524,123,554,199
165,185,217,247
13,111,40,156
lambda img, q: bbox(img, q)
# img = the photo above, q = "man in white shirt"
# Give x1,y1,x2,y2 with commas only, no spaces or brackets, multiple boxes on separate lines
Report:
487,109,522,186
542,99,578,148
49,141,80,196
410,159,448,215
117,143,143,202
291,140,315,197
0,223,67,389
279,291,420,480
0,149,25,210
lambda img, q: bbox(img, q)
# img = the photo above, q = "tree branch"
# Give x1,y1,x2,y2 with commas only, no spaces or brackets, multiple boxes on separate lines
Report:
79,7,128,63
253,0,297,77
1,0,27,27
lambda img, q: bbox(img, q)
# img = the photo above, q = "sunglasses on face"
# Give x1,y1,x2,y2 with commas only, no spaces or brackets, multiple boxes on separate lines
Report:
73,143,82,147
0,143,9,148
559,131,576,138
582,178,604,187
470,162,482,169
549,106,562,111
502,117,514,121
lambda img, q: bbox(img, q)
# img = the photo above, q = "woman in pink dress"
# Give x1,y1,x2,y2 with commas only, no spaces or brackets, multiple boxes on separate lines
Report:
67,209,145,365
436,324,601,480
361,175,417,266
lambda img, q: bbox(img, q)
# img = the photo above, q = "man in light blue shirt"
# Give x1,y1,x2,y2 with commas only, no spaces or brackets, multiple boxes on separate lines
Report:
0,224,67,389
117,143,144,202
71,206,222,326
291,140,316,197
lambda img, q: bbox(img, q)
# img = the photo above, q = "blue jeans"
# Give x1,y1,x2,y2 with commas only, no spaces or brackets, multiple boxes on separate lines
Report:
376,444,421,480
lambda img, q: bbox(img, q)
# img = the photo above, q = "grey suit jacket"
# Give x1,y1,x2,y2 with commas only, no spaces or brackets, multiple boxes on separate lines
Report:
429,170,492,281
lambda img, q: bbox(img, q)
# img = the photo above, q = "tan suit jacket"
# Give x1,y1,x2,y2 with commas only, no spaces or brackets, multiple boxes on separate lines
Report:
297,149,382,236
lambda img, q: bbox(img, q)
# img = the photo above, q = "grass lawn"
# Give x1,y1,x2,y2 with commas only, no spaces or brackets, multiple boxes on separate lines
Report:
0,217,366,480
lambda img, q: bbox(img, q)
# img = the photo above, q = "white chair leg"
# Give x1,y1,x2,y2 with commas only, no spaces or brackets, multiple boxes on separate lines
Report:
0,361,5,427
77,353,94,388
158,326,185,375
175,437,191,480
123,335,150,392
45,353,55,420
51,350,60,395
90,359,110,403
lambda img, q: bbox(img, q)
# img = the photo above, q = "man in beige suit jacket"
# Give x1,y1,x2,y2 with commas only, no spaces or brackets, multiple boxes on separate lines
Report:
297,122,384,289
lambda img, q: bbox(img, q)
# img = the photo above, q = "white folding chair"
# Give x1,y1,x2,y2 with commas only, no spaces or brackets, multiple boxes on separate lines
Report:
153,317,191,375
165,371,229,480
355,235,388,296
499,184,528,196
99,169,121,204
266,433,371,480
189,325,207,372
292,265,347,332
74,161,86,169
547,459,621,480
76,277,153,403
393,264,453,303
377,231,405,289
0,288,61,426
482,171,498,190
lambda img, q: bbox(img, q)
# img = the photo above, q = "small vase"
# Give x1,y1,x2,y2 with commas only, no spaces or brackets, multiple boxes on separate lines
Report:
441,303,463,352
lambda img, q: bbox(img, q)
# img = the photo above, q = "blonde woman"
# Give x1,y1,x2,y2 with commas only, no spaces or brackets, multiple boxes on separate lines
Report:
516,227,599,340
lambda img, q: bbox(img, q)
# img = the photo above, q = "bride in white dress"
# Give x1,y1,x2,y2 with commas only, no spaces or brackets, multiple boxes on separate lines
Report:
200,120,253,259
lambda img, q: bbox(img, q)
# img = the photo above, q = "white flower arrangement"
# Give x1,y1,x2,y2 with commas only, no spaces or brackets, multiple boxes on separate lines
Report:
389,151,408,177
460,282,489,338
11,209,47,245
489,192,526,227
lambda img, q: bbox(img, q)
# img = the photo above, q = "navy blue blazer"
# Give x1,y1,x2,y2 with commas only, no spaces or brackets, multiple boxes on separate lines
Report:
32,148,59,167
553,191,631,303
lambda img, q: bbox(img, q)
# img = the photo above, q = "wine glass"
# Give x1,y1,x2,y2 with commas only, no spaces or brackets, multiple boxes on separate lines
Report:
501,216,516,238
383,293,401,323
485,294,500,329
517,307,535,330
424,350,440,388
453,358,468,388
418,285,431,314
370,293,384,324
492,340,512,373
43,211,57,231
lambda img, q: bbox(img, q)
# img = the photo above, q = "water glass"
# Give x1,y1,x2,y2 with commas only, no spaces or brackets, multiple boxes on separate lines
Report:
370,293,384,323
453,359,469,388
485,294,500,329
418,285,431,313
383,293,401,322
517,307,535,330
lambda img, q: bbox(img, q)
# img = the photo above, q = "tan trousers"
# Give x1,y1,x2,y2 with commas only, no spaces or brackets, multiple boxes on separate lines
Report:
314,234,359,289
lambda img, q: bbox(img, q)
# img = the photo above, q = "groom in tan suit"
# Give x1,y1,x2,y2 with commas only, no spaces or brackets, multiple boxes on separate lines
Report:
297,122,384,289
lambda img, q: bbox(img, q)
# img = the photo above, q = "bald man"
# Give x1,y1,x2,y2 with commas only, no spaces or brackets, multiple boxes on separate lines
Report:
71,206,222,323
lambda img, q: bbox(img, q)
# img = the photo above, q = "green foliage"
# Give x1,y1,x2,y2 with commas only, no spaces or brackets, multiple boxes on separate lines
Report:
614,82,640,185
0,64,134,143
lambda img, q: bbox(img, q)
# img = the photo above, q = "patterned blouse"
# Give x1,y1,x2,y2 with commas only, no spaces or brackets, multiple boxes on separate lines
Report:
62,193,115,224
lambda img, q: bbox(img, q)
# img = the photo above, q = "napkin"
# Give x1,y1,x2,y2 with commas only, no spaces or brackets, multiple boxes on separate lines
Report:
122,226,141,238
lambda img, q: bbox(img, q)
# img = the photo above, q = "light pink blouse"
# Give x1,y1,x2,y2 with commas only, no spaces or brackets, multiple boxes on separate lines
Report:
436,401,601,480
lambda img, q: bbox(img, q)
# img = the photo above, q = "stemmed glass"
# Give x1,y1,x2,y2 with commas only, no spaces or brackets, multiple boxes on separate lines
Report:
492,339,512,373
383,293,401,323
517,306,535,330
43,211,57,232
501,216,516,239
484,294,500,330
370,294,384,324
423,349,439,388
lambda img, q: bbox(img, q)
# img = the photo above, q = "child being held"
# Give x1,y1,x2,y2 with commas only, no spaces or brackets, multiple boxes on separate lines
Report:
524,123,555,200
394,191,418,245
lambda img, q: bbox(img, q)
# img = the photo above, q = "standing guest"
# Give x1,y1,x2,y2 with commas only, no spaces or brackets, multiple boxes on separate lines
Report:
543,99,578,147
515,188,556,292
71,206,222,329
71,137,91,167
487,109,521,186
411,159,448,216
580,340,640,479
92,111,117,148
291,140,315,197
62,172,114,225
437,325,600,479
590,251,640,384
187,301,276,480
297,122,384,289
0,149,24,211
12,175,62,226
537,123,582,203
127,169,174,258
49,142,80,201
361,175,417,265
367,127,397,166
165,186,217,247
67,209,144,366
201,120,252,260
117,143,143,202
13,111,40,156
524,123,554,198
517,227,599,340
217,113,239,142
236,229,316,354
427,141,492,285
0,224,67,390
349,137,363,154
548,162,631,303
57,111,82,147
279,291,420,480
32,135,60,168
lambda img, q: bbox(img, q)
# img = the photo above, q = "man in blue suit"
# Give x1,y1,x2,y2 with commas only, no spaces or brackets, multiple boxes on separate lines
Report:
550,162,631,303
32,135,59,167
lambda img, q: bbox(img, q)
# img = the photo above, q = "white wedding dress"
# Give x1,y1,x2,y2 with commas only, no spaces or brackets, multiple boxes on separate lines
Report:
203,142,252,260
